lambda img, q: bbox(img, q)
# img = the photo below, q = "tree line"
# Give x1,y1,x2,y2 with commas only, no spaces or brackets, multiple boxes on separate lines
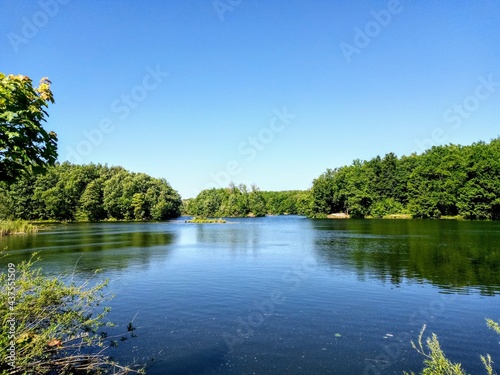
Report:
10,137,497,222
0,162,182,221
184,184,313,217
310,138,500,219
185,138,500,220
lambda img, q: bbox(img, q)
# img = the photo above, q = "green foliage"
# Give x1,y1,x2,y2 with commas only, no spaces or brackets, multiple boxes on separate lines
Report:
311,169,339,216
294,190,314,217
370,198,405,218
0,220,37,236
78,179,106,221
187,188,226,218
0,163,182,222
405,325,467,375
185,217,226,224
407,196,441,219
185,184,312,218
311,138,500,219
406,322,500,375
0,73,58,183
0,254,142,374
262,189,312,216
248,185,267,217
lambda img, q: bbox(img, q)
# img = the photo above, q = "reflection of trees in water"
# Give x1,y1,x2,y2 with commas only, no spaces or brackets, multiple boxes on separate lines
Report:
312,219,500,295
194,222,262,253
2,224,176,275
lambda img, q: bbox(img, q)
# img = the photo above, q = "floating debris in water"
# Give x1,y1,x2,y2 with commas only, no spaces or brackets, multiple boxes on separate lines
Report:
335,333,342,338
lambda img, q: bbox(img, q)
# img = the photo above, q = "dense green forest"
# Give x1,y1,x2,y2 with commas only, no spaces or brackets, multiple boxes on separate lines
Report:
184,184,313,217
0,162,182,221
2,140,500,221
310,138,500,219
185,138,500,220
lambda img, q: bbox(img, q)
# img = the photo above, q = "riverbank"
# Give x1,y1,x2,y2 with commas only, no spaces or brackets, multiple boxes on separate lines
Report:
325,213,467,220
0,220,38,236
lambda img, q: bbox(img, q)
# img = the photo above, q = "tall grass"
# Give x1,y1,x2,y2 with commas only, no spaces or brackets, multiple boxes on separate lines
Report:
0,220,38,236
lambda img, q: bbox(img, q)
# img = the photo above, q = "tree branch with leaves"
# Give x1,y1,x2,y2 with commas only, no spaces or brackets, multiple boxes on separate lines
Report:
0,73,58,184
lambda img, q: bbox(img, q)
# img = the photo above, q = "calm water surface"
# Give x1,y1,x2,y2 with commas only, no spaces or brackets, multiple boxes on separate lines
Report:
2,217,500,374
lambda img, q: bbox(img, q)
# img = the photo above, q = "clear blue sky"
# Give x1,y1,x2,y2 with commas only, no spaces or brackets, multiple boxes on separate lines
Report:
2,0,499,198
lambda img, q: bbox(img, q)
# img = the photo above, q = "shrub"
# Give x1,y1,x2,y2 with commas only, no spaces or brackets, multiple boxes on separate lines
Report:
0,253,143,374
370,198,405,218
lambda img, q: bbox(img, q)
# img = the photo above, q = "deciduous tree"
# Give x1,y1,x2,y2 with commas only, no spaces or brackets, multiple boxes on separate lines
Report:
0,73,57,183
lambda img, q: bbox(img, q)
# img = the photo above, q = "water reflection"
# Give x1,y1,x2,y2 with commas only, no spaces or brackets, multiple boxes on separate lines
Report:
312,219,500,295
2,219,499,295
1,223,176,275
1,218,499,374
194,221,262,253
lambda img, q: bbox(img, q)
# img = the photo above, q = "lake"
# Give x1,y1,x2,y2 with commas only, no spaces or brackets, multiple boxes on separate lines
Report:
2,216,500,374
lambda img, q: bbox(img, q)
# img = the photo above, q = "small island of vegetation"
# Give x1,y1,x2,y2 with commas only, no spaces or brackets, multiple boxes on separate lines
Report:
185,217,226,224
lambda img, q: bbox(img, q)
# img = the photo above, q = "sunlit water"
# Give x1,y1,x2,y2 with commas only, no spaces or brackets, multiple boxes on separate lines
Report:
2,216,500,374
